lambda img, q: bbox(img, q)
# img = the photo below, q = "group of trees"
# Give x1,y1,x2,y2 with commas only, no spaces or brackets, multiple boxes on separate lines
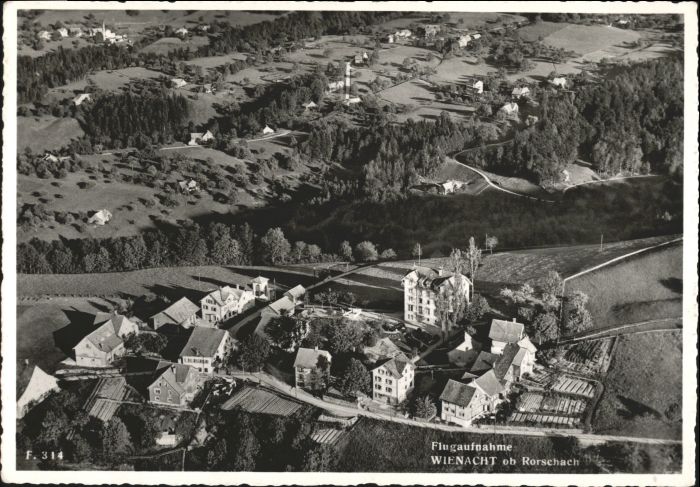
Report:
462,58,683,183
500,270,593,357
81,90,190,148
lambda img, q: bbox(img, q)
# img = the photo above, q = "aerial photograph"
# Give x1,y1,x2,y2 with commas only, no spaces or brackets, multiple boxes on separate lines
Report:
7,4,691,478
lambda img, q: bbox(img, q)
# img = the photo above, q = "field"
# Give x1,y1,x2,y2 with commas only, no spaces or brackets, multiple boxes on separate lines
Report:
17,115,85,153
593,331,682,440
16,296,115,394
140,36,209,55
379,79,476,123
543,24,641,56
566,243,683,327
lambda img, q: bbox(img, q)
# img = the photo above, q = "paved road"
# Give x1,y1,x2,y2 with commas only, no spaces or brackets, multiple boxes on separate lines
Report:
229,370,681,446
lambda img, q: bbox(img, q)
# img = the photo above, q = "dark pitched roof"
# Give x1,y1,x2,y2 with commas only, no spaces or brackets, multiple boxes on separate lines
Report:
152,361,195,395
439,379,476,407
285,285,306,300
493,343,520,380
373,352,412,379
489,319,524,343
152,297,198,325
469,351,499,374
179,327,227,358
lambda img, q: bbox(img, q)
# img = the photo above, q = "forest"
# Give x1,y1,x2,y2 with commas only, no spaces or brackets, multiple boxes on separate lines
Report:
81,90,190,148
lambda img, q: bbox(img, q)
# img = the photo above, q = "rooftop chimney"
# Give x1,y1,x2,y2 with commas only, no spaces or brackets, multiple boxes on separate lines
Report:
512,318,517,322
438,266,444,277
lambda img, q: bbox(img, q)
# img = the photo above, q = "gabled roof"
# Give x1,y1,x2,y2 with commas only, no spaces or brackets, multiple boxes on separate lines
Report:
179,327,228,358
489,319,524,343
205,286,249,306
285,284,306,300
151,361,196,396
267,296,295,315
469,351,499,374
439,379,476,407
372,352,412,379
493,343,520,380
83,321,124,353
251,276,269,285
364,337,402,360
517,336,537,354
294,347,331,369
17,367,60,418
152,297,198,326
472,369,505,397
512,86,530,96
403,266,470,292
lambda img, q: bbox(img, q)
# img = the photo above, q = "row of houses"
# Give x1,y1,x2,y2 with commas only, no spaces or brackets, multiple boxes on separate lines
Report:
38,21,129,45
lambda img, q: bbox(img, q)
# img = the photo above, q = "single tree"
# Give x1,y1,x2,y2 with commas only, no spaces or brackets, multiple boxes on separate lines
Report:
414,395,437,419
465,236,482,294
238,334,271,371
339,240,354,261
339,358,371,396
412,243,422,264
354,241,379,261
485,235,498,254
260,227,291,265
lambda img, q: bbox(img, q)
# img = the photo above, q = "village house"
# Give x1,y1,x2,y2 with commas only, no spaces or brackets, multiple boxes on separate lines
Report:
72,93,92,106
148,361,200,407
262,125,275,135
68,26,83,37
439,318,538,426
550,77,567,89
344,96,362,105
171,77,188,89
73,313,139,368
188,130,214,146
499,102,519,117
150,297,199,330
294,347,332,391
354,54,364,65
250,276,270,300
57,27,69,38
175,27,188,37
17,367,60,418
87,209,112,226
511,86,530,99
394,29,412,39
371,352,415,404
327,80,345,93
200,285,255,324
472,80,484,94
457,34,472,48
489,318,524,354
401,265,472,333
179,327,236,374
439,180,466,194
178,179,200,194
303,100,318,112
262,295,296,319
439,371,504,427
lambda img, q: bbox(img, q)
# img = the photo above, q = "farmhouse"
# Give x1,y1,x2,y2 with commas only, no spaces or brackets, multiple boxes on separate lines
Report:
68,26,83,37
354,54,364,65
499,102,519,116
179,327,236,374
401,265,472,333
17,367,60,418
344,96,362,105
200,285,255,324
250,276,270,300
294,347,332,391
511,86,530,99
303,101,318,111
550,77,567,88
371,352,415,404
472,80,484,94
57,27,69,38
72,93,92,106
175,27,188,36
148,361,200,407
73,313,138,368
188,130,214,146
150,297,199,330
262,125,275,135
439,180,466,194
457,34,472,48
386,34,395,43
171,78,188,88
87,209,112,226
395,29,412,39
178,179,200,194
37,30,51,41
